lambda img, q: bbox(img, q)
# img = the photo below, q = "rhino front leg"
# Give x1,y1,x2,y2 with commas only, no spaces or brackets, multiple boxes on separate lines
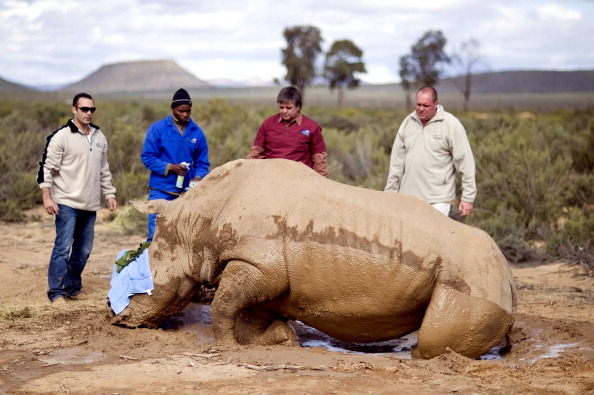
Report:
211,260,297,346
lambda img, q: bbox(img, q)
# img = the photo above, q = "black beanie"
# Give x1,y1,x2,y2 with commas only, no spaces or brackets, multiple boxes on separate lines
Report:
171,88,192,108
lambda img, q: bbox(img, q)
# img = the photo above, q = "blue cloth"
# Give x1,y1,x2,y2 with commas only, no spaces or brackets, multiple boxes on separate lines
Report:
48,204,96,302
140,114,210,192
108,249,154,315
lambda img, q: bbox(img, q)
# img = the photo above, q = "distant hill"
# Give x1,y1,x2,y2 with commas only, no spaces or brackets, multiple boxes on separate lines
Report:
0,76,36,92
438,70,594,94
59,59,211,94
1,65,593,100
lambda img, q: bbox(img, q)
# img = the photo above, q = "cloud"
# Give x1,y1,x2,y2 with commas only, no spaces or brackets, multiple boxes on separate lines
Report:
537,4,581,21
0,0,592,86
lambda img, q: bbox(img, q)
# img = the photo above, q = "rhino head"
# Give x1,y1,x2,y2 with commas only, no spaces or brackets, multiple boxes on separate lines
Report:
111,195,222,328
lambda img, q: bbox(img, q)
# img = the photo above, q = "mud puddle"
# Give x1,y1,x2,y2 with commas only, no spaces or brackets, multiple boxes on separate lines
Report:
172,304,509,359
160,304,585,362
38,347,106,366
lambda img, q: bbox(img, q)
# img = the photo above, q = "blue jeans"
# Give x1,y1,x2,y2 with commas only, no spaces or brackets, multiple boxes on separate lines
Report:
47,204,96,301
147,189,178,242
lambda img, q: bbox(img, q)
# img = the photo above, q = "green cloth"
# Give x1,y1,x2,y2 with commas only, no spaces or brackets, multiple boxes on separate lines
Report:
115,242,151,273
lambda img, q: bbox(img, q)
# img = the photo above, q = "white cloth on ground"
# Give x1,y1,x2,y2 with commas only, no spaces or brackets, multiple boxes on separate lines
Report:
108,249,154,315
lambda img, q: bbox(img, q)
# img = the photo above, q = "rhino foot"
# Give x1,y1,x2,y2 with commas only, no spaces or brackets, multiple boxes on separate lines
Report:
235,313,299,346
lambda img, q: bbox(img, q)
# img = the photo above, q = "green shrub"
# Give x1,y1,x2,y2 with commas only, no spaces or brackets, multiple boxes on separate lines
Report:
565,172,594,208
112,171,149,206
0,107,52,221
106,121,147,176
561,109,594,173
474,116,572,232
324,125,390,189
471,205,537,263
545,207,594,273
110,204,148,236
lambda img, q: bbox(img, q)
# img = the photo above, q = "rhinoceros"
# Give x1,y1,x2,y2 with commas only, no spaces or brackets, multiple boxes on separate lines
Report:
112,158,516,359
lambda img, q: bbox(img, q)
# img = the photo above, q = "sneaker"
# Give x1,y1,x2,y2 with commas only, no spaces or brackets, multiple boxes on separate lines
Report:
67,290,89,301
51,297,67,305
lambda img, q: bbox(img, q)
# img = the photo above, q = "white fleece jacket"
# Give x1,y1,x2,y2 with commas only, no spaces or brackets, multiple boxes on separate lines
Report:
385,105,476,204
37,120,116,211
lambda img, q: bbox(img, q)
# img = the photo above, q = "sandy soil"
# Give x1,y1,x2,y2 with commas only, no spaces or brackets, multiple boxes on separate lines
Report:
1,208,593,394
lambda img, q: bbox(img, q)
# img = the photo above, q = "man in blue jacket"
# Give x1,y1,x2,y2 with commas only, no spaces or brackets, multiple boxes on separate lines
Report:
141,88,210,241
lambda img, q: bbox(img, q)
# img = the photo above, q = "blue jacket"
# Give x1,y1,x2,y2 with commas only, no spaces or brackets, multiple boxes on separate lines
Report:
141,115,210,192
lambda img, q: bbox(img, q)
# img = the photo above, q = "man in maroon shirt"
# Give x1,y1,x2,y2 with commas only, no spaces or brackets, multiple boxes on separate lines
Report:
247,86,328,177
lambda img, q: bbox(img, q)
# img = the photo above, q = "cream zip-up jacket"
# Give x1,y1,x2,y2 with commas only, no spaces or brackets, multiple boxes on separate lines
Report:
37,120,116,211
385,105,476,204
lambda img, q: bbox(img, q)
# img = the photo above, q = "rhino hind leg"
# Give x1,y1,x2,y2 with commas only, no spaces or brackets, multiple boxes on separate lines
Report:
235,307,298,346
211,260,294,346
413,285,514,359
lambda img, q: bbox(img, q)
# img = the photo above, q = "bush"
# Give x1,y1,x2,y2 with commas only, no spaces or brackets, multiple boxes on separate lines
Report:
473,117,572,232
545,208,594,273
565,171,594,208
0,106,54,221
195,98,264,167
324,125,391,189
109,204,148,236
471,205,537,263
112,172,149,206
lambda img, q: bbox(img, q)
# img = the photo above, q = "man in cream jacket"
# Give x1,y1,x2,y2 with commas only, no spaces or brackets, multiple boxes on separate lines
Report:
37,93,117,304
385,86,476,217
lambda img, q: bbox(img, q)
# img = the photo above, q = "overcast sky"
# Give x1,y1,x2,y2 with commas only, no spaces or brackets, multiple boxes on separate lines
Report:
1,0,592,86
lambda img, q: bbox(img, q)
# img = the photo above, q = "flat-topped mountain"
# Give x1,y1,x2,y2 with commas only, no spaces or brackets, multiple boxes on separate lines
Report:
59,59,210,94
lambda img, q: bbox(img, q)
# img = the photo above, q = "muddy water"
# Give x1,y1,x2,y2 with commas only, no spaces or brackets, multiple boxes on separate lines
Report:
291,320,418,358
175,304,507,359
173,303,215,344
38,348,106,365
44,305,577,366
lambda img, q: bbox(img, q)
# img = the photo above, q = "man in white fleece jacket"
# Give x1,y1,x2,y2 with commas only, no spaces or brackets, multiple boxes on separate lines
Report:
37,93,118,304
385,86,476,217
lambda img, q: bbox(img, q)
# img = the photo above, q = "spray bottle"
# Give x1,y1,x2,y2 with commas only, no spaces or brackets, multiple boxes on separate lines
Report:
176,162,190,189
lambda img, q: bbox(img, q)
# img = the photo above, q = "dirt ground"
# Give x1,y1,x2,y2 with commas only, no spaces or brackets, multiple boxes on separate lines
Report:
1,208,593,395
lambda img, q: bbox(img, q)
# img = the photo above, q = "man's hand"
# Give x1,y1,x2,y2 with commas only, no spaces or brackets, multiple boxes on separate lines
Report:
170,163,188,176
459,201,474,216
107,198,118,213
188,176,201,189
41,188,59,215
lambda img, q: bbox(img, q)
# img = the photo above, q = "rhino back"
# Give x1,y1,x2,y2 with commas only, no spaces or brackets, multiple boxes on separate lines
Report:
177,159,513,312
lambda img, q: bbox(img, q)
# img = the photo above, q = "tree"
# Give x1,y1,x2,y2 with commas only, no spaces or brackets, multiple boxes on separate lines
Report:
451,39,488,111
399,54,415,109
411,30,450,86
281,25,323,97
398,30,451,104
323,39,367,107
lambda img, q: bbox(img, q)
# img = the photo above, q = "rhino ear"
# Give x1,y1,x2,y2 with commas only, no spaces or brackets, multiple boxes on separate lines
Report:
130,199,169,215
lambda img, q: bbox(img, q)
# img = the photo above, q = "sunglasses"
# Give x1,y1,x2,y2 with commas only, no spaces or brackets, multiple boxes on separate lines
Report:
77,106,96,113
